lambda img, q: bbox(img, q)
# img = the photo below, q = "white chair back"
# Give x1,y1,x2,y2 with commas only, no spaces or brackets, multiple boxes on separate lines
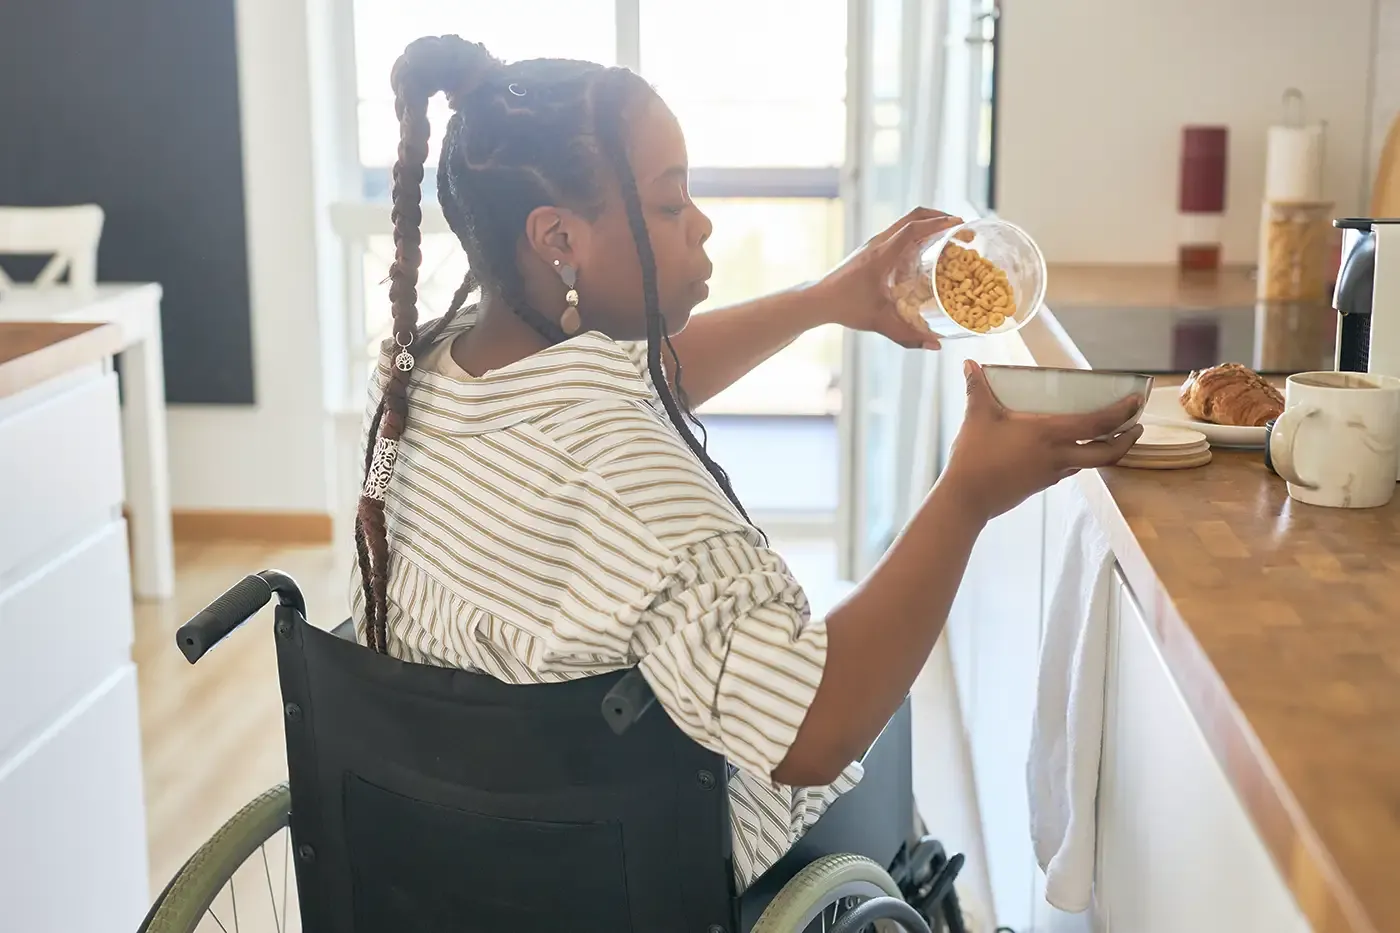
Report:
0,205,105,293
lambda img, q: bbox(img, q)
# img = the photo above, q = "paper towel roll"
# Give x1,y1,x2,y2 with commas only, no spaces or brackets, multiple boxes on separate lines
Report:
1265,123,1325,202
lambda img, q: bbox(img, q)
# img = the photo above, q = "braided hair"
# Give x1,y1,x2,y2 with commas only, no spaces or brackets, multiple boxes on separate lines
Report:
356,35,756,654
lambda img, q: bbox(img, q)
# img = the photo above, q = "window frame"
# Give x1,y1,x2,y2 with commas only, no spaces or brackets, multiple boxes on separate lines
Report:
328,0,847,408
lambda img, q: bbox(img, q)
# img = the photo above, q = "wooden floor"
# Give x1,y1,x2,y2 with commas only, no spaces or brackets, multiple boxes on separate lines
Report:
134,540,345,893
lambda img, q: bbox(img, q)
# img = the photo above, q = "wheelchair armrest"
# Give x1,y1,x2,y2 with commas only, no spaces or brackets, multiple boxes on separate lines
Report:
600,668,657,736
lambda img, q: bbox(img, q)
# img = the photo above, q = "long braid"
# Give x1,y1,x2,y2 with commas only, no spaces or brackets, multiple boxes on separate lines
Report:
445,269,478,316
662,330,712,448
357,36,496,654
353,518,378,651
354,275,467,652
593,71,759,530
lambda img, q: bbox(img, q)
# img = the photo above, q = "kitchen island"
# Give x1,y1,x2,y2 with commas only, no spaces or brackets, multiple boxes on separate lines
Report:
934,305,1398,933
0,321,150,932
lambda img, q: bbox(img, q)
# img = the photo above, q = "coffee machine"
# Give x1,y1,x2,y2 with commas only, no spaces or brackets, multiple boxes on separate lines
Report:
1334,218,1400,372
1334,217,1400,477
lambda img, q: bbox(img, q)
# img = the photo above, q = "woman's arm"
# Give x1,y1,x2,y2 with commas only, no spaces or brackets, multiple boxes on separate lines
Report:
664,283,830,406
773,363,1143,785
666,210,958,406
773,477,983,786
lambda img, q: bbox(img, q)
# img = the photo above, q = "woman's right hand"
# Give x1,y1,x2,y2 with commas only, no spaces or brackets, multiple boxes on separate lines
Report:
942,360,1144,522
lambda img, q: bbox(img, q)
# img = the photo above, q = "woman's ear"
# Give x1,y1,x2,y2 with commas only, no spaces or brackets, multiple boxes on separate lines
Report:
524,205,591,269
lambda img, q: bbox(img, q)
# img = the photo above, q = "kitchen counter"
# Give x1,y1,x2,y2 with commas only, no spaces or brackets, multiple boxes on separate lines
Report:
1045,263,1258,309
1089,447,1398,933
0,320,123,398
1011,313,1398,933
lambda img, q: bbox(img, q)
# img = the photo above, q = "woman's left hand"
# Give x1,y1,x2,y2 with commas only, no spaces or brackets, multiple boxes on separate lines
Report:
809,207,964,350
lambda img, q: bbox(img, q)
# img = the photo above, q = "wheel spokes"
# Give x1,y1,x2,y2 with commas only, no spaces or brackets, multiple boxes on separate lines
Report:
197,827,297,933
205,906,231,933
259,843,283,933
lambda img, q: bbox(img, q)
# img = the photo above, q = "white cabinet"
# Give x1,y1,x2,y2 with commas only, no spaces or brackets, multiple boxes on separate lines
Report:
0,369,125,576
0,365,148,933
0,666,149,933
961,492,1045,930
0,521,133,758
1096,570,1309,933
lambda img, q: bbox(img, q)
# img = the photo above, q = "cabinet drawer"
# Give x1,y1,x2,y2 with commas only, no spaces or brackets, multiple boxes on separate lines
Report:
0,520,134,759
1097,570,1309,933
0,371,124,577
0,664,149,933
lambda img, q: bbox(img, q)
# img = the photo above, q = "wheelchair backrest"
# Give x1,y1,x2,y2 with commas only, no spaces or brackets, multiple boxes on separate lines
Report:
273,608,737,933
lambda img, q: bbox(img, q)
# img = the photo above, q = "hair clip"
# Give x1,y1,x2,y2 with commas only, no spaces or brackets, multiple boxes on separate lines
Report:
507,83,527,97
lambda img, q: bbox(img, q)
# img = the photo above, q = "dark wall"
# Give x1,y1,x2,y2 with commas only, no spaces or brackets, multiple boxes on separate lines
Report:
0,0,255,404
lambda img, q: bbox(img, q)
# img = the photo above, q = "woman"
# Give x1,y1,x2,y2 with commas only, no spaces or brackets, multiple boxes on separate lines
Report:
353,35,1141,892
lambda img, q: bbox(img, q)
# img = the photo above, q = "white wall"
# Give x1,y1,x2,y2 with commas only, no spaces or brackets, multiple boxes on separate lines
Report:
1372,0,1400,195
996,0,1379,265
165,0,335,513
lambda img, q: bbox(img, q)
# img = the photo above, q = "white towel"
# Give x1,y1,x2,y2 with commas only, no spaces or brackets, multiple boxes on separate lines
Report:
1027,485,1114,913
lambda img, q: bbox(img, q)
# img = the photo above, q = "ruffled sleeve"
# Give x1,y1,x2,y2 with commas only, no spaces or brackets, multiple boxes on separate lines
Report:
631,531,827,787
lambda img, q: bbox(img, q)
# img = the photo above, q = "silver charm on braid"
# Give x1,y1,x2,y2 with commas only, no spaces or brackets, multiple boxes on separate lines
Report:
393,331,416,372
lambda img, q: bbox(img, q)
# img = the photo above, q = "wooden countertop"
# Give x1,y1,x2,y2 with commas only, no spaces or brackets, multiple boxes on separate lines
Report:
0,320,123,399
1046,263,1259,309
1020,315,1398,933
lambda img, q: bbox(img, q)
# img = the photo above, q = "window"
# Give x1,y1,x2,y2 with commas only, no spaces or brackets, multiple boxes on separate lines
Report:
360,231,469,360
970,1,999,211
638,0,846,168
339,0,850,416
352,0,616,196
694,198,845,415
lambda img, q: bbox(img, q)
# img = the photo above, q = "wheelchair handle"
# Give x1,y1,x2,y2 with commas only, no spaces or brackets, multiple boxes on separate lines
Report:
176,570,306,664
600,667,657,736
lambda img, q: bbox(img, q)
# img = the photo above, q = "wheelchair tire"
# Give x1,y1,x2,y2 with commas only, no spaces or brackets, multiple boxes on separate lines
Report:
751,853,911,933
138,783,292,933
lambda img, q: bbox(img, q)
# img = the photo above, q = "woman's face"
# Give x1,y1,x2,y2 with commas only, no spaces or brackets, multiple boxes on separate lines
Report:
568,95,715,341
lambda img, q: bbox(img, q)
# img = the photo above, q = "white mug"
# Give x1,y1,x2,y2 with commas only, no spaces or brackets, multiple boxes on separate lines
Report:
1268,372,1400,509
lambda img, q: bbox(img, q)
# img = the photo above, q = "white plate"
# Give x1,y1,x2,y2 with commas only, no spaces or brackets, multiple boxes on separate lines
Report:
1141,385,1268,448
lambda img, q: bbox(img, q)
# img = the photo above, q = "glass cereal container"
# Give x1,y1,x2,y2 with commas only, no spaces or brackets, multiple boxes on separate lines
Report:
1256,201,1334,302
890,218,1048,340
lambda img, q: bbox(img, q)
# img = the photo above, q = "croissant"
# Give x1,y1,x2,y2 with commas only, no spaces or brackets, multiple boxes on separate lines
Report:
1179,363,1285,427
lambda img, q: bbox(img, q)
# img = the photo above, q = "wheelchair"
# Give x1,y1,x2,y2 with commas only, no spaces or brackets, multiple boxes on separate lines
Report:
138,570,966,933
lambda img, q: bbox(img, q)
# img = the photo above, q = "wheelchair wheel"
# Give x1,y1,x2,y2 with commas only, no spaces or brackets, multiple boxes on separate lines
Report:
139,784,296,933
752,853,929,933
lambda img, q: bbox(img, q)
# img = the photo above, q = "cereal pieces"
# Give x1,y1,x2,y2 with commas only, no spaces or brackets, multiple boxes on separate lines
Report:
889,230,1018,335
893,265,938,328
935,244,1016,333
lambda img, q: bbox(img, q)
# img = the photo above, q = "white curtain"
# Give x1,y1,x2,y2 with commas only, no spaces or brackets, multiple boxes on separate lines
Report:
894,0,954,528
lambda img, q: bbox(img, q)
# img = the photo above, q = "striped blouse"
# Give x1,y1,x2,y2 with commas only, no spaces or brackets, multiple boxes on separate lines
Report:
349,309,862,890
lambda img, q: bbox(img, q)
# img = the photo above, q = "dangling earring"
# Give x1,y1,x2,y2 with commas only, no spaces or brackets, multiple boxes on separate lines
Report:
554,259,582,335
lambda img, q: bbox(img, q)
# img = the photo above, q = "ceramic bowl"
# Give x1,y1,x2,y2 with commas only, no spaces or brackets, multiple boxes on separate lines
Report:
982,365,1153,435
